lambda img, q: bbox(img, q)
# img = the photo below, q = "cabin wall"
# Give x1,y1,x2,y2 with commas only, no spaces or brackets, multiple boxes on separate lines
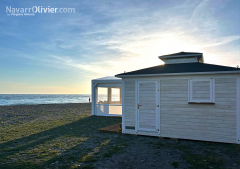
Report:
160,78,236,143
123,79,136,134
122,75,238,143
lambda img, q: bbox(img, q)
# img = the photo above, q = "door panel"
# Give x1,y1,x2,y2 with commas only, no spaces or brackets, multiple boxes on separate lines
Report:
137,81,159,132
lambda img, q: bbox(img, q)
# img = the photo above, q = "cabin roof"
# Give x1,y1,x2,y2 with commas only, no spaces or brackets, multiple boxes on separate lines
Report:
159,52,203,59
115,62,240,77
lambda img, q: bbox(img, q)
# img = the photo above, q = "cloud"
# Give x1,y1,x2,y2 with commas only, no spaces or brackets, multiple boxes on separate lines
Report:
2,0,240,82
0,81,82,94
190,0,210,23
199,36,240,48
49,55,126,76
1,0,240,95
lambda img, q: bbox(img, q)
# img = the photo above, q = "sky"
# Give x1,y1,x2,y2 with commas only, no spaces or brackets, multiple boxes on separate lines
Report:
0,0,239,94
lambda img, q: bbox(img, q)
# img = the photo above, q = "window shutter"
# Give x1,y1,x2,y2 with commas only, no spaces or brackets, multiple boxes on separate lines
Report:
189,78,214,103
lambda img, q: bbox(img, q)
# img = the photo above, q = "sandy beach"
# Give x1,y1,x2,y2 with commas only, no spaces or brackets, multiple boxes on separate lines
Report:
0,103,239,169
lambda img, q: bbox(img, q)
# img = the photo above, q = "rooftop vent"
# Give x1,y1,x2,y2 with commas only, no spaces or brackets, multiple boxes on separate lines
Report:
158,52,204,64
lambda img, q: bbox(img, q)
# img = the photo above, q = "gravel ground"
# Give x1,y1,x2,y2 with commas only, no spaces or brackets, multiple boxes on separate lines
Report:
95,136,190,169
0,103,91,127
0,103,239,169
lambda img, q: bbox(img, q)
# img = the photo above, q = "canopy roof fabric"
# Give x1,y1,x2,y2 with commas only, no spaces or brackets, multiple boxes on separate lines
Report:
92,76,121,81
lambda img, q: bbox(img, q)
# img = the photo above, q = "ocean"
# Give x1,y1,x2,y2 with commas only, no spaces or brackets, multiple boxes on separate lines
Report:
0,94,91,106
0,94,120,106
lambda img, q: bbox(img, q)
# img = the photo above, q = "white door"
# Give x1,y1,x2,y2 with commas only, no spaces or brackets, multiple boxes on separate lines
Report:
137,81,160,132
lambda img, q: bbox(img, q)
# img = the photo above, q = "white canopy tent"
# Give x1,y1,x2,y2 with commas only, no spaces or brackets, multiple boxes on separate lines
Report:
91,76,122,116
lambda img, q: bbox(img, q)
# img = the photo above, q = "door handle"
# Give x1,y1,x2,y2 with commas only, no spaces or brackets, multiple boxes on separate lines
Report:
138,104,142,109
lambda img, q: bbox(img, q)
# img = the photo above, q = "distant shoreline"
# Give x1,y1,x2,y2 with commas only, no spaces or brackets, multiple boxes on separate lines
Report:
0,102,91,107
0,94,90,95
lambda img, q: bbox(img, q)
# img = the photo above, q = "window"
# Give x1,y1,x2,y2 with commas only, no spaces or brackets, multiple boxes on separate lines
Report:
111,88,120,104
188,78,215,103
97,87,122,104
97,87,108,104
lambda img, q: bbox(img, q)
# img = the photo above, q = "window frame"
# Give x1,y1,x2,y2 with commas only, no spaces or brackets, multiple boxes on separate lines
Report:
188,78,215,103
111,87,120,102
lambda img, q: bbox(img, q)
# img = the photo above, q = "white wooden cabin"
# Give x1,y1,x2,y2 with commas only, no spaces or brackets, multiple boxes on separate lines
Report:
114,52,240,144
91,76,122,116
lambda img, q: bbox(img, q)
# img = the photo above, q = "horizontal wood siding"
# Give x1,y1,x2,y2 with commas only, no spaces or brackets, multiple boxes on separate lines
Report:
160,78,236,143
124,80,136,128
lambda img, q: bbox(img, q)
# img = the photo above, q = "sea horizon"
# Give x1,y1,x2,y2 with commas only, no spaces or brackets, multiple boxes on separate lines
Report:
0,94,93,106
0,94,119,106
0,94,90,95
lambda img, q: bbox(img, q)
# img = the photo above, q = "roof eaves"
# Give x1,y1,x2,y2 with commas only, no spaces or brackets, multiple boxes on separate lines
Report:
115,70,240,78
